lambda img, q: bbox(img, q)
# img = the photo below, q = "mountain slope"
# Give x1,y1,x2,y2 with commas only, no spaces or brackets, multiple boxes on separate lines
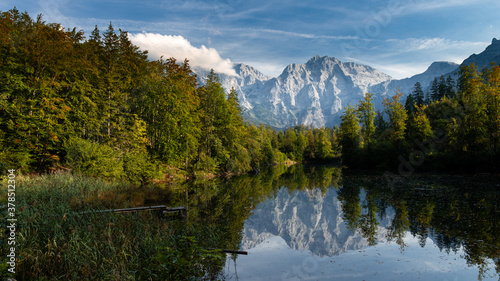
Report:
461,38,500,69
194,38,500,129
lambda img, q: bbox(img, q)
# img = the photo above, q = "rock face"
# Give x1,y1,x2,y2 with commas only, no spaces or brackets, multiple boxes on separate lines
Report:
385,61,459,93
461,38,500,69
197,56,393,128
194,38,500,129
240,188,392,257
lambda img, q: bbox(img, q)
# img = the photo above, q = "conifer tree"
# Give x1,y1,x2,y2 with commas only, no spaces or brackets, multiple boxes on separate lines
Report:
404,94,415,115
445,76,456,98
134,58,199,166
438,75,447,100
424,92,431,105
197,70,230,167
412,82,425,106
374,110,388,137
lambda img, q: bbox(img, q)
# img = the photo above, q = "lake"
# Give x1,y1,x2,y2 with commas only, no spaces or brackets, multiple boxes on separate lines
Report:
182,165,500,281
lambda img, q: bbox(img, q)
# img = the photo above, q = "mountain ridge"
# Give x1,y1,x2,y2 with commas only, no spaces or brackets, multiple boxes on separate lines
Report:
195,38,500,129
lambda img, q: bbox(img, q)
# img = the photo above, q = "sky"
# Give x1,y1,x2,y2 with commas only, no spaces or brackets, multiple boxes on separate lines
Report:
3,0,500,78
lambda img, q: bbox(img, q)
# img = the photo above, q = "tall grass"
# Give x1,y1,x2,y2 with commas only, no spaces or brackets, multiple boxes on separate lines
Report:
0,172,226,280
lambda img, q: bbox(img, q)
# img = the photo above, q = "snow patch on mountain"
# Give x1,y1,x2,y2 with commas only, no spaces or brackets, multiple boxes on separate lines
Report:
193,38,500,129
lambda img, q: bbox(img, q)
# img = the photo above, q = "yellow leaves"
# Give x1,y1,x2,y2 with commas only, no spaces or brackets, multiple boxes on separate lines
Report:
49,132,58,141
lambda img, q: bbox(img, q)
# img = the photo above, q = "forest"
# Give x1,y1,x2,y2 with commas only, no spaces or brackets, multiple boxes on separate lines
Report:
0,9,338,182
339,65,500,174
1,8,499,183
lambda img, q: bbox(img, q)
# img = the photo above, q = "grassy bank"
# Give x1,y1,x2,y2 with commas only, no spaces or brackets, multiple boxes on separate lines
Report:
0,172,226,280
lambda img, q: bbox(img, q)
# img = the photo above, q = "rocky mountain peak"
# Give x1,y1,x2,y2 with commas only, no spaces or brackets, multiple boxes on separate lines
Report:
306,55,340,66
461,38,500,69
422,61,460,77
194,38,500,129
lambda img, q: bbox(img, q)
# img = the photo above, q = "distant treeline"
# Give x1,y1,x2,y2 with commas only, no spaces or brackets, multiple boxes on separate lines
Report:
338,64,500,173
0,8,339,182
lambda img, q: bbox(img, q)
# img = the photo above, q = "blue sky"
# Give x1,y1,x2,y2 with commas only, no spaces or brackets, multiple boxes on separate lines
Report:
3,0,500,78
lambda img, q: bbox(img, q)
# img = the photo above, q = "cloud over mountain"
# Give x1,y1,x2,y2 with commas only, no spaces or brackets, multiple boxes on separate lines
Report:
128,32,238,76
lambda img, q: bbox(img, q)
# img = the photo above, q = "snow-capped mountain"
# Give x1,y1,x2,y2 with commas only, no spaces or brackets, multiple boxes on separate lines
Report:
194,38,500,129
197,56,394,128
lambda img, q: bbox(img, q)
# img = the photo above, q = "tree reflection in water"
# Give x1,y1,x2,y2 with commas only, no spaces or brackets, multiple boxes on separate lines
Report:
173,165,499,280
338,173,500,280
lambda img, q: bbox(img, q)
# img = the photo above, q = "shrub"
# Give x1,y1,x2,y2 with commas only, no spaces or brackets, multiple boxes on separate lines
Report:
122,149,165,184
65,137,124,180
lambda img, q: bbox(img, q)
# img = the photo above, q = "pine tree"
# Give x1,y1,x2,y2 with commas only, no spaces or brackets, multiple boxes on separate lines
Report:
135,58,199,166
374,110,388,137
424,92,431,105
438,75,447,100
412,82,425,106
404,93,415,115
431,77,440,101
445,76,456,98
197,69,230,166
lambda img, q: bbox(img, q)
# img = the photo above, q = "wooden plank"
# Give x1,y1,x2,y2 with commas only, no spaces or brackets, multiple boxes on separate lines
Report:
208,248,248,255
221,249,248,255
73,206,186,215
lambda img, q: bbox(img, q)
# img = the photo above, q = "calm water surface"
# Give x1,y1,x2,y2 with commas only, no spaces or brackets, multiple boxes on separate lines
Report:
203,166,500,281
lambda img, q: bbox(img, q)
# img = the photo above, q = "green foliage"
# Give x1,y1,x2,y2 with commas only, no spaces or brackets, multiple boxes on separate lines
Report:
412,82,425,107
404,93,415,115
339,105,360,153
135,58,199,167
122,149,164,184
315,129,334,159
342,63,500,172
3,8,499,177
154,236,224,280
273,149,288,163
65,137,124,180
408,105,433,142
357,93,376,146
383,91,408,142
0,172,232,280
194,154,219,174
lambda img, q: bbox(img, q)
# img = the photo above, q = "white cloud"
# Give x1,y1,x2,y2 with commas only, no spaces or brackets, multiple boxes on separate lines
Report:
389,0,481,16
255,28,360,40
390,37,487,52
129,32,238,76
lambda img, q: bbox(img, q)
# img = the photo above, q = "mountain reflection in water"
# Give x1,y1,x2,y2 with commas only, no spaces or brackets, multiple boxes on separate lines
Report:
222,166,500,281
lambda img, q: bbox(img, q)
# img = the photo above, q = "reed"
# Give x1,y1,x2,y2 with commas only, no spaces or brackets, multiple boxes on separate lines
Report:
0,172,225,280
